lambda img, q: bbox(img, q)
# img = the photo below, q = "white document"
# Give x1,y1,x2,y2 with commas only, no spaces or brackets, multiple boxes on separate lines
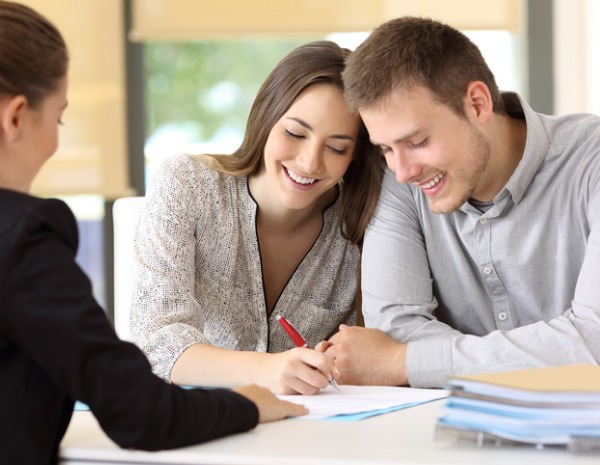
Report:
278,385,447,420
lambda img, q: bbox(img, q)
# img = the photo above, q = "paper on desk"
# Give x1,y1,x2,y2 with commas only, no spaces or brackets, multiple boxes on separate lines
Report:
278,385,447,421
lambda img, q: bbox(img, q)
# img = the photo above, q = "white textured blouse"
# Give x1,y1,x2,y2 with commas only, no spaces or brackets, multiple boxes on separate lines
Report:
131,153,359,381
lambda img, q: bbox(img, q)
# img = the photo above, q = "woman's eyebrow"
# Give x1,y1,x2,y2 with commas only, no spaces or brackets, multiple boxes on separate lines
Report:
285,116,355,141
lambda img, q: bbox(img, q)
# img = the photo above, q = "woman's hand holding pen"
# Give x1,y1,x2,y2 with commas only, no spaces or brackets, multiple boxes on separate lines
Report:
257,348,337,395
170,341,337,394
274,314,340,393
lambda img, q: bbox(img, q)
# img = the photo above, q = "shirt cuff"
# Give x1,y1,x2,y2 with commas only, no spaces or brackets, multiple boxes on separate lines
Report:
406,338,454,388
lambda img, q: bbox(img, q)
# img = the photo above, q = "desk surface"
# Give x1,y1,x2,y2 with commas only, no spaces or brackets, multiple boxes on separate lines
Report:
60,400,599,465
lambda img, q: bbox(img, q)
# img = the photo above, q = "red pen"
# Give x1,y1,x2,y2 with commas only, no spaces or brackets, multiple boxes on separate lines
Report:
275,314,340,391
276,314,310,348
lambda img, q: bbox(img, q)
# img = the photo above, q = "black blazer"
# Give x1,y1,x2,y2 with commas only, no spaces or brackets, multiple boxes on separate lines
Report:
0,190,258,465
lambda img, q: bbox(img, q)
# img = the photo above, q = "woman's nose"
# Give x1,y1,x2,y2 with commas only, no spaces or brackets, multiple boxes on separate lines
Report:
296,144,323,175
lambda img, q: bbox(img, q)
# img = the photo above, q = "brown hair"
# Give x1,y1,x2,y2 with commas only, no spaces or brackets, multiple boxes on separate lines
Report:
208,40,383,245
343,16,504,117
0,0,68,108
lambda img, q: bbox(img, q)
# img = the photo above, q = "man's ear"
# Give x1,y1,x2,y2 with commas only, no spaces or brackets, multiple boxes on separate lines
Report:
464,81,493,124
1,95,28,142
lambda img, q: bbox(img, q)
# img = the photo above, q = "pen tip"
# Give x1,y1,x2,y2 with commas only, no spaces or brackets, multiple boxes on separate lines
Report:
275,314,281,321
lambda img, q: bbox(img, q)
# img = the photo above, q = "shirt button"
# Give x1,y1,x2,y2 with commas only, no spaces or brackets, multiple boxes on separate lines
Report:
479,218,488,224
498,312,507,321
482,266,492,275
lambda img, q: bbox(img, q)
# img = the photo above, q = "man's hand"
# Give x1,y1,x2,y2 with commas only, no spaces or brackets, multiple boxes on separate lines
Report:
316,325,408,386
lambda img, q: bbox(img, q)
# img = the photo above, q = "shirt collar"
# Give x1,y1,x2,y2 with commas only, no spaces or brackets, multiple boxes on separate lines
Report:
501,92,550,205
458,92,549,217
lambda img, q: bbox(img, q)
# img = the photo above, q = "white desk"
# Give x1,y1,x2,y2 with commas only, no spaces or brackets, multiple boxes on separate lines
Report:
60,400,599,465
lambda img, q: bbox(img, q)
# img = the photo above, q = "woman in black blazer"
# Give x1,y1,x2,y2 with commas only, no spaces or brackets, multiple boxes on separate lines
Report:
0,2,306,464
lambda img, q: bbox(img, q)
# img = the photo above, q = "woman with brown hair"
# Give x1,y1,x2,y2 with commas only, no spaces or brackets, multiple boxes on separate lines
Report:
0,2,306,463
131,41,383,395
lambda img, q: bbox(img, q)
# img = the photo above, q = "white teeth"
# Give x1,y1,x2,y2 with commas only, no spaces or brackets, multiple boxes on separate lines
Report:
285,167,316,185
422,172,446,189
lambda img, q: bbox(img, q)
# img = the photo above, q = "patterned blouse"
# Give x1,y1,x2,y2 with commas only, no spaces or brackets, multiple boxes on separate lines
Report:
130,153,359,381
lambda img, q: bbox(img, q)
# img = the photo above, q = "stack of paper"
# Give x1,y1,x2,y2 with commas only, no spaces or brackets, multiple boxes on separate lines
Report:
437,364,600,448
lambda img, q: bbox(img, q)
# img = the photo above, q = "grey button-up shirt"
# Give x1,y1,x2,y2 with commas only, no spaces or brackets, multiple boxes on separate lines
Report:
362,93,600,388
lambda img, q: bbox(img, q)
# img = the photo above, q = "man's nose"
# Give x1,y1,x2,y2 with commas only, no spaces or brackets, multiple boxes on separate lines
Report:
386,150,421,183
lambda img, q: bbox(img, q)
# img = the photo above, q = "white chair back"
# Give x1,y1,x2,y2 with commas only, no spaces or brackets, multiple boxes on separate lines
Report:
112,196,145,341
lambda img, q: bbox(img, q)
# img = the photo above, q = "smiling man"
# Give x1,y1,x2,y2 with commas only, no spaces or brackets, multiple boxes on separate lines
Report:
320,16,600,388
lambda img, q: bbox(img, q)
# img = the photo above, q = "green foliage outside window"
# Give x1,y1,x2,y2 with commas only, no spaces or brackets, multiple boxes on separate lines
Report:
144,39,316,155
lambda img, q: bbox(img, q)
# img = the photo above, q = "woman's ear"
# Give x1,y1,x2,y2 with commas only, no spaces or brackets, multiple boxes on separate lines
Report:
0,95,28,142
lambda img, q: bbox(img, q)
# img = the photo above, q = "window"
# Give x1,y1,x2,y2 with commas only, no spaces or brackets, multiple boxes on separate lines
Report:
144,38,314,180
143,30,522,178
